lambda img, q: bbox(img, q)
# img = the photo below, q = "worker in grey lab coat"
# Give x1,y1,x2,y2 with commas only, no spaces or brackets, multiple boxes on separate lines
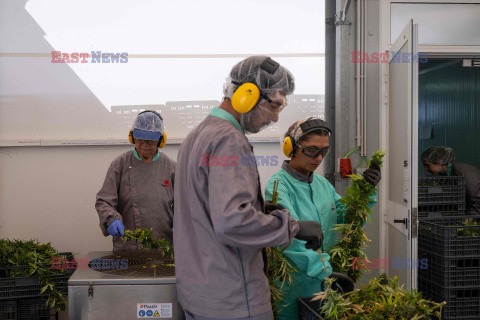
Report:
174,56,325,320
422,146,480,215
96,110,176,251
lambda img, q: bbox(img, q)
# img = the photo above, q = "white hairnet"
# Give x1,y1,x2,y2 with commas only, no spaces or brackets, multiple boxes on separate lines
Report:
421,146,455,164
223,56,295,99
132,111,164,141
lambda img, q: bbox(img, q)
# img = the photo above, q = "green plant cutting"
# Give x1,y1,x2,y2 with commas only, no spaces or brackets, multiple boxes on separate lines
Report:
312,150,444,319
266,246,296,318
266,178,298,318
122,228,174,260
457,220,480,237
315,273,445,319
0,239,69,312
329,150,385,282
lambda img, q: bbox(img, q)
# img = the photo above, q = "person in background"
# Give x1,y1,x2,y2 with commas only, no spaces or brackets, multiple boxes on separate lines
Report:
265,117,381,320
95,110,175,250
422,146,480,215
173,56,324,320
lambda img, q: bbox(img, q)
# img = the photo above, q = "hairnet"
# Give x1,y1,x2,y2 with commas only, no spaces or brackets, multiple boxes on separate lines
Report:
132,111,164,141
223,56,295,99
421,146,455,164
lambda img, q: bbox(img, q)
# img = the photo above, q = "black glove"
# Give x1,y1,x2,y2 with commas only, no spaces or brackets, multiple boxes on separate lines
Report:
295,221,324,251
264,200,285,214
363,163,381,186
330,272,354,293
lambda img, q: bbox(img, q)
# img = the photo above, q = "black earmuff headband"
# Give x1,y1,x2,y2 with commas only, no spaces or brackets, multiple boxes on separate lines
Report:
299,118,332,136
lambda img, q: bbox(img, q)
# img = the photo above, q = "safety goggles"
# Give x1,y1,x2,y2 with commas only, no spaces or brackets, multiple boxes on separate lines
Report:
259,96,287,115
297,145,330,158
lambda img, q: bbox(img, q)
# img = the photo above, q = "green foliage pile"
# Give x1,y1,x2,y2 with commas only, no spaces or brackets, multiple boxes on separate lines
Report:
266,247,296,319
329,150,385,282
457,220,480,237
122,228,174,260
0,239,69,311
315,274,444,320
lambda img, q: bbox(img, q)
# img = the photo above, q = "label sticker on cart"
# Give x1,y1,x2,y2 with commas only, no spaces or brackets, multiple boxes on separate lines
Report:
137,303,173,318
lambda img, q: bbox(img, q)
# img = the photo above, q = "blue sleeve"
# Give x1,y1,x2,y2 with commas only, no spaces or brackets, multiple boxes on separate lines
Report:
265,179,332,280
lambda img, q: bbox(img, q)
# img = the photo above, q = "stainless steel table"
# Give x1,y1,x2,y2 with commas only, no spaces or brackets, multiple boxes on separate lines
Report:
68,251,184,319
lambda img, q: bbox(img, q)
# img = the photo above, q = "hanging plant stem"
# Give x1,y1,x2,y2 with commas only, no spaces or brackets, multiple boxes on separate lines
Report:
122,228,174,261
328,150,385,282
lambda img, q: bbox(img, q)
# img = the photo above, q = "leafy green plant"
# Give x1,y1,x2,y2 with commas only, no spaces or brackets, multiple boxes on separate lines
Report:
314,274,445,320
309,150,444,319
266,179,297,318
266,247,296,318
457,220,480,237
122,228,174,260
329,150,385,282
0,239,69,312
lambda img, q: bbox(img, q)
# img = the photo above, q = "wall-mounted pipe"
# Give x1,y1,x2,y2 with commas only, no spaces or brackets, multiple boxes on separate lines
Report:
356,0,368,157
362,0,367,156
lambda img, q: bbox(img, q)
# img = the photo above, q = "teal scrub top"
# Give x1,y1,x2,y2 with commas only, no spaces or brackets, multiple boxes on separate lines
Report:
265,160,377,320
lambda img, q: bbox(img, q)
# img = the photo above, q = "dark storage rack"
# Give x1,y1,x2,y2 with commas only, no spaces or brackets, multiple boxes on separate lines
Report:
298,297,325,320
418,279,480,320
418,217,480,257
418,202,466,218
0,252,74,320
418,216,480,319
0,297,52,320
418,176,466,207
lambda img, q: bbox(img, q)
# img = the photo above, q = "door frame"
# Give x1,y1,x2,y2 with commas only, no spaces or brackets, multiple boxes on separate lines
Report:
378,0,480,287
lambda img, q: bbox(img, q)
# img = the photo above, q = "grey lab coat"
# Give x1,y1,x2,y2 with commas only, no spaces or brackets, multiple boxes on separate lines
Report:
96,150,175,250
453,163,480,215
173,108,299,318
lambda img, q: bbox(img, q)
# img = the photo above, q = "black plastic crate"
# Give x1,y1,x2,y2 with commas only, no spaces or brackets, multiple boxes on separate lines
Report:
0,297,53,320
0,252,74,300
418,216,480,257
418,176,466,205
418,202,465,218
418,251,480,288
418,279,480,320
298,297,325,320
0,299,16,320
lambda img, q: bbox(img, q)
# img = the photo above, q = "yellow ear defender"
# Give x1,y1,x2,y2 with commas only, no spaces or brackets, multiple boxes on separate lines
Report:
230,57,280,114
128,110,167,148
158,131,167,148
282,118,332,158
231,83,261,113
282,136,295,158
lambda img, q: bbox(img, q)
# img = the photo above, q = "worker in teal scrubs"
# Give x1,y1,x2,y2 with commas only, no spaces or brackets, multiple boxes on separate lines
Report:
265,117,381,320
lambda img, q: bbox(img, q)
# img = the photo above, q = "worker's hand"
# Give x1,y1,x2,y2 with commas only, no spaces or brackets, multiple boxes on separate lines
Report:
295,221,324,251
363,163,381,186
264,200,285,214
107,219,125,237
330,272,354,294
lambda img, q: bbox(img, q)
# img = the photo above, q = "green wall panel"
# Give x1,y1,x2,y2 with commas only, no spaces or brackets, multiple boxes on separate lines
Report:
418,59,480,175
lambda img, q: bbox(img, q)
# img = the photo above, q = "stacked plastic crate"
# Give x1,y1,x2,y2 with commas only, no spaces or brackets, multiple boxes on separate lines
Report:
297,297,325,320
0,252,74,320
418,176,480,319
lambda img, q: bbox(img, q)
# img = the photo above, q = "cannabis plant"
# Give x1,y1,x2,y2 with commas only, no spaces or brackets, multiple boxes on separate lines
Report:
0,239,70,312
122,228,174,260
315,274,444,320
329,150,385,282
